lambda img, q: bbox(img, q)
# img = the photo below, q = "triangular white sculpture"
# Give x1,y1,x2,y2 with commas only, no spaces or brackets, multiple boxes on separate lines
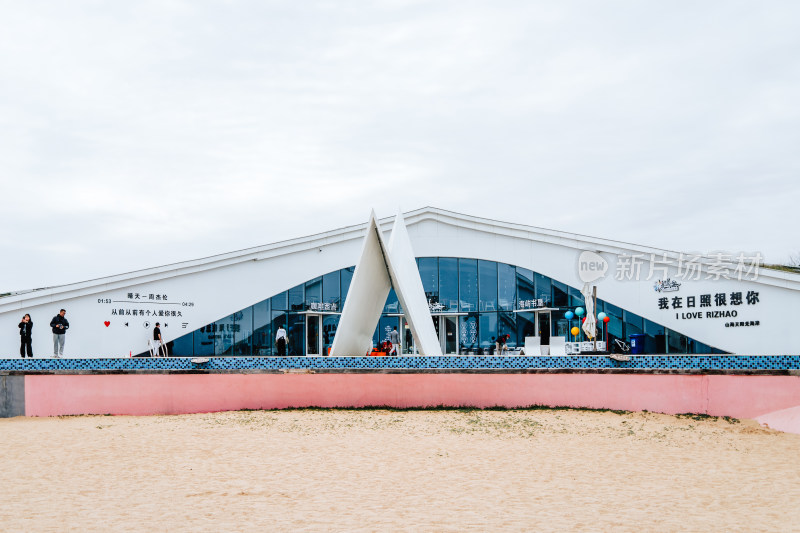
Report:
329,210,442,356
384,209,442,356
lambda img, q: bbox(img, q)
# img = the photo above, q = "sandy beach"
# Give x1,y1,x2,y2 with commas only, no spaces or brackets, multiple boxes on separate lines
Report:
1,408,798,532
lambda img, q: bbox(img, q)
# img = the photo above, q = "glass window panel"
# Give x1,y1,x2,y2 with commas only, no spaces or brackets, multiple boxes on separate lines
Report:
516,312,536,346
252,300,272,355
271,311,287,354
323,271,340,309
478,312,497,353
644,319,665,354
232,307,253,356
459,313,479,354
418,257,438,304
287,313,304,355
624,310,644,339
216,314,235,355
666,329,689,354
516,268,535,306
340,267,354,306
603,302,624,342
438,258,458,312
194,323,215,356
272,291,288,311
459,259,478,313
171,331,194,357
569,286,585,308
322,315,339,356
383,288,400,314
305,277,322,308
478,260,497,312
551,280,569,308
498,263,516,311
288,284,304,312
534,273,551,306
498,311,517,347
378,316,398,348
551,309,570,339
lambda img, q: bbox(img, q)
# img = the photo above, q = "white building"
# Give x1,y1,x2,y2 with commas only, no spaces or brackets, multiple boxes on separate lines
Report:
1,207,797,357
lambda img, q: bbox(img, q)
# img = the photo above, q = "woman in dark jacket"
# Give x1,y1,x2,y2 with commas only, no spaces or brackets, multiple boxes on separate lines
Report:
19,314,33,358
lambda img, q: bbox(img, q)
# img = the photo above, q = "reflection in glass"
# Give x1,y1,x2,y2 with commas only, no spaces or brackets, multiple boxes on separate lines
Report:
459,314,479,354
551,280,568,308
323,272,340,307
438,258,458,312
288,284,304,312
498,263,516,311
252,300,272,355
516,268,535,305
340,267,354,306
322,315,338,355
272,291,288,311
534,273,551,305
305,277,322,308
478,260,497,312
171,331,193,356
479,312,497,353
459,259,478,313
232,307,252,355
418,257,438,303
516,312,535,347
288,314,304,355
498,311,516,348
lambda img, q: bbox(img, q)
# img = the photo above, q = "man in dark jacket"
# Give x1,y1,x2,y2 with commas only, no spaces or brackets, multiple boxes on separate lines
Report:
50,309,69,358
18,314,33,358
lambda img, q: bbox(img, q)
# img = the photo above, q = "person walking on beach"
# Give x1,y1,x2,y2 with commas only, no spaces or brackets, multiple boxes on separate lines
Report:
18,314,33,358
389,326,400,355
50,309,69,358
276,325,287,356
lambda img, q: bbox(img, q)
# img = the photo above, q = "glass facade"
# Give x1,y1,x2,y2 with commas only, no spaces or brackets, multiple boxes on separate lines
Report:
166,257,725,356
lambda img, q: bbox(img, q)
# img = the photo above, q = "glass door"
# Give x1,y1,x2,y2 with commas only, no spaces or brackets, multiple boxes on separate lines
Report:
537,312,551,346
443,315,458,354
306,314,321,356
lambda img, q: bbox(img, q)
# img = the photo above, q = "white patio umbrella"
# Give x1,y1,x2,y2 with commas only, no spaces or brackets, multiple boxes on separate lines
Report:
581,283,597,340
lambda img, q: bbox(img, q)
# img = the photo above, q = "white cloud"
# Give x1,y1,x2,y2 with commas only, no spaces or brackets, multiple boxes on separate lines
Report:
1,1,799,290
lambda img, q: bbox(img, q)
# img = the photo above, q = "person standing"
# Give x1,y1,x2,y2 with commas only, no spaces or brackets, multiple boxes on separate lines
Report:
389,326,401,356
50,309,69,358
152,322,165,357
18,314,33,358
275,325,287,356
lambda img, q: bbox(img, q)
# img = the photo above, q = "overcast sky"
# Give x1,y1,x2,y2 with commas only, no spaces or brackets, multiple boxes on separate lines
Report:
1,1,798,291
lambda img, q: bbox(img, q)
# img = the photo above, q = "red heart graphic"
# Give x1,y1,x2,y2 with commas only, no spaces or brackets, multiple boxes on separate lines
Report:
104,321,110,327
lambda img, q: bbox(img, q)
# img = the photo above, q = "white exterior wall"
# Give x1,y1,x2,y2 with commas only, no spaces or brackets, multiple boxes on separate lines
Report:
1,208,798,356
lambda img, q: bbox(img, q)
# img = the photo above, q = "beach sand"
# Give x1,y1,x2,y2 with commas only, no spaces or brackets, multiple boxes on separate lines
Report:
1,408,798,532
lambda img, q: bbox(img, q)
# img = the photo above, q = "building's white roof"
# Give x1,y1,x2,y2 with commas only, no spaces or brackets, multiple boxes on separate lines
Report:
2,206,798,311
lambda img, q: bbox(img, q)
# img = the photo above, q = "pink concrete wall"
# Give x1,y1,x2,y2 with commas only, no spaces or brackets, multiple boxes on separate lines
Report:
23,373,800,421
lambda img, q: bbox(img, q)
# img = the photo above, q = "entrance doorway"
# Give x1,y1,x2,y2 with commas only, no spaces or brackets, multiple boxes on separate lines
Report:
537,312,551,347
306,314,321,356
432,315,459,354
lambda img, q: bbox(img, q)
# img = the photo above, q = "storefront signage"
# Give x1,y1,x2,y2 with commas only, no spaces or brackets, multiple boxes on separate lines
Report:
657,290,761,325
307,302,338,312
517,299,547,310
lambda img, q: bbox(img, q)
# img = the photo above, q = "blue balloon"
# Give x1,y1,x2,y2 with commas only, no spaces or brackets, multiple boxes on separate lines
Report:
597,312,607,320
565,311,574,320
575,307,585,317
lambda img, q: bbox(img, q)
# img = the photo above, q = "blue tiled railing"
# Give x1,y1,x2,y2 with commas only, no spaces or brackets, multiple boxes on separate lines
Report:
0,355,798,372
